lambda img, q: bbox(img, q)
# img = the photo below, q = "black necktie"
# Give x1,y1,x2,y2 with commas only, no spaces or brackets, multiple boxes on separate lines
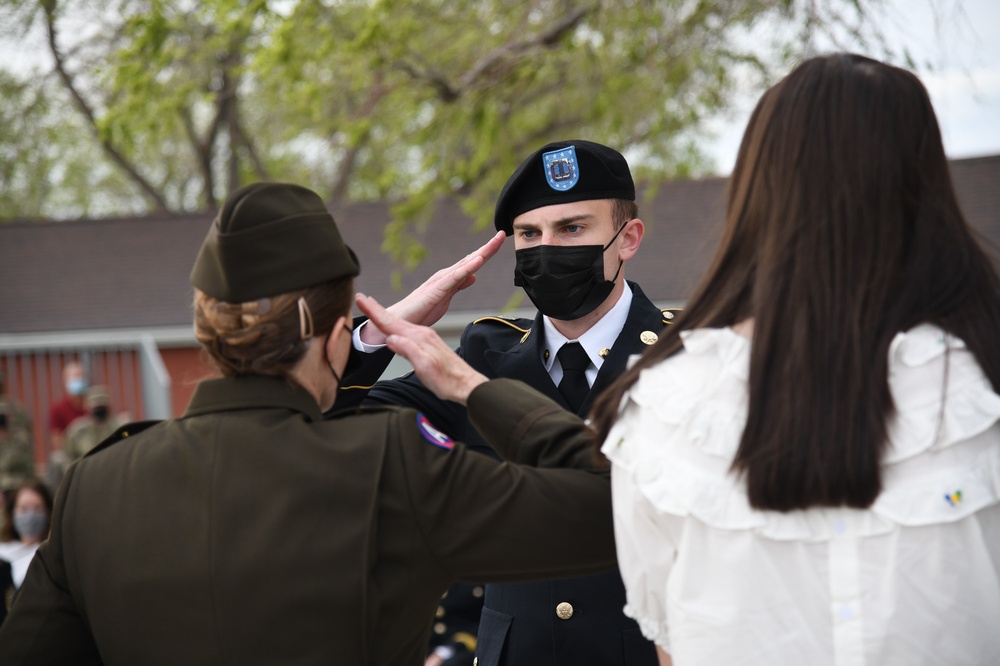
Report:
557,342,591,413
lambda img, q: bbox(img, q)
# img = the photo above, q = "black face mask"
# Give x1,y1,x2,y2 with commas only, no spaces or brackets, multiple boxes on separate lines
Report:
513,224,625,320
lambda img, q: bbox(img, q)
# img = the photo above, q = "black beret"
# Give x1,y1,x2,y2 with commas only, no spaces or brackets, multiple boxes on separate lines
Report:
190,182,359,303
493,140,635,234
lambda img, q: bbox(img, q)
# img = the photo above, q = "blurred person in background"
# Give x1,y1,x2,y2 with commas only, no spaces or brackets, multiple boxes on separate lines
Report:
45,362,89,490
0,372,34,493
48,362,88,450
0,490,15,623
62,386,122,473
0,480,52,600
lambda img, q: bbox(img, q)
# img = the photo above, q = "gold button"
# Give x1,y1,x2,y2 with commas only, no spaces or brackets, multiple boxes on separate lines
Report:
555,601,574,620
434,622,447,634
472,586,484,598
640,331,658,345
664,311,675,319
473,659,478,666
435,606,445,618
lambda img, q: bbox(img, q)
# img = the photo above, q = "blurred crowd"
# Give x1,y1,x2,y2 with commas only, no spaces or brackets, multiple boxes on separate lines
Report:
0,363,123,620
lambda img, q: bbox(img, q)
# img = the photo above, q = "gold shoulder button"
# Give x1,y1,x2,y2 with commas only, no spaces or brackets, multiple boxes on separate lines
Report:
661,308,683,325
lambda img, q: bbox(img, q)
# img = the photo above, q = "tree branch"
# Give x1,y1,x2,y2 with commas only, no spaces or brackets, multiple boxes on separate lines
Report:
394,3,594,103
330,73,390,201
42,1,171,212
456,4,593,91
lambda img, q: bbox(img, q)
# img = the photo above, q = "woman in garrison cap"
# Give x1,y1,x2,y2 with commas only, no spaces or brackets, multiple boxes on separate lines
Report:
0,183,615,665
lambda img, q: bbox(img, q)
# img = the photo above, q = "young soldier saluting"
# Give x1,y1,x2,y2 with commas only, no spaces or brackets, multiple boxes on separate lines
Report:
350,140,673,666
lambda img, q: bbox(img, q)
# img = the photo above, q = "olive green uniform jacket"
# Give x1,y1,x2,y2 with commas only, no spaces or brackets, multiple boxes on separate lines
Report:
0,376,613,665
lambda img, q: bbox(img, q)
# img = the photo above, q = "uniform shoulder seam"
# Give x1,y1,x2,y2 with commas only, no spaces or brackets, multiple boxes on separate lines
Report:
324,404,407,420
84,420,161,457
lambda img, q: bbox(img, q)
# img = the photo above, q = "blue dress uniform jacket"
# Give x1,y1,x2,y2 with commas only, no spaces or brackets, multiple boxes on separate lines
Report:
352,282,671,666
0,376,615,666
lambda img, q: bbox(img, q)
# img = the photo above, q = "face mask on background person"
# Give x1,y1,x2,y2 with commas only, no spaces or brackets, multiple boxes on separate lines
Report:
66,377,88,396
513,223,626,320
14,509,48,540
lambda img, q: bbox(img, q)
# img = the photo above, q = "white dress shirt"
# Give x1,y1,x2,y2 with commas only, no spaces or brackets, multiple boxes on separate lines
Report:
543,281,633,386
602,324,1000,665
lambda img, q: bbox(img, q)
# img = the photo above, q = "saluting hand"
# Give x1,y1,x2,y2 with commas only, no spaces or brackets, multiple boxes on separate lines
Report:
356,293,487,405
358,231,506,346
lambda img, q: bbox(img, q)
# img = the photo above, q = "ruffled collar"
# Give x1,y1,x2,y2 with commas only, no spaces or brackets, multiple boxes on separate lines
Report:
602,324,1000,539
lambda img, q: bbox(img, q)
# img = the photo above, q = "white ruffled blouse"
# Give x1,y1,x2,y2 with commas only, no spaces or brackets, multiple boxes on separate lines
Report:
602,324,1000,665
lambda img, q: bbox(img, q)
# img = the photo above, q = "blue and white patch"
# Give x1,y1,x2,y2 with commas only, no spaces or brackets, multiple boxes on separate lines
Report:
543,146,579,191
416,413,454,450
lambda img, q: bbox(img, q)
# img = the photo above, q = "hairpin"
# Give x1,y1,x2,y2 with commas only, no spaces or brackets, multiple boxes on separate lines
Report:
298,297,314,340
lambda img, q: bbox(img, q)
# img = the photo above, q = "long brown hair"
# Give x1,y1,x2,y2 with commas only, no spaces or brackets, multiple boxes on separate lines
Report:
591,53,1000,511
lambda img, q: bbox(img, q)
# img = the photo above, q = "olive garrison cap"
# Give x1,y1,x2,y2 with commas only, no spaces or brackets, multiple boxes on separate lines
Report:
191,182,359,302
493,140,635,234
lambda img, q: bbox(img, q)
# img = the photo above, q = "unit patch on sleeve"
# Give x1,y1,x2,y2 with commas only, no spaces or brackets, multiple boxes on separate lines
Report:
416,413,454,450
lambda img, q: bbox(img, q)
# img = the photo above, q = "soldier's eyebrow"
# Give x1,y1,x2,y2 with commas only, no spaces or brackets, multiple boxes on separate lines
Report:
553,214,595,229
512,214,595,233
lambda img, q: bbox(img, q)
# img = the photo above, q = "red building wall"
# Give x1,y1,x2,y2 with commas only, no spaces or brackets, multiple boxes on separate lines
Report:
1,344,217,471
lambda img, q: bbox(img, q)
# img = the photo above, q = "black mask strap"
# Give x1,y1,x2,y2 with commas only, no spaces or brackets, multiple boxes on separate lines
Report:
325,320,353,387
604,221,627,284
602,220,628,251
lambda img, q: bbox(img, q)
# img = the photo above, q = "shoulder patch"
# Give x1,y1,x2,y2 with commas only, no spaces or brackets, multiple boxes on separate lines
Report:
416,413,454,450
471,316,530,334
661,308,683,325
85,420,162,458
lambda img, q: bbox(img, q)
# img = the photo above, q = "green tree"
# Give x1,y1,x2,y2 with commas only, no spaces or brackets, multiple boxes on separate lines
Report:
0,0,896,242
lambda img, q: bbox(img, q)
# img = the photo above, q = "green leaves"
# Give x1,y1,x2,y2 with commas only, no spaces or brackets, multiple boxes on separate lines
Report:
1,0,890,239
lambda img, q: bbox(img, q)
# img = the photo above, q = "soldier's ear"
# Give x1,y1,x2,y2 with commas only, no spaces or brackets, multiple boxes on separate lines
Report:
325,317,352,362
618,218,644,260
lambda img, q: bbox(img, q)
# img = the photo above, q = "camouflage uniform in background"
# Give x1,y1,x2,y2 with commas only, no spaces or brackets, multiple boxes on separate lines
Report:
62,416,120,470
0,399,35,492
62,386,121,473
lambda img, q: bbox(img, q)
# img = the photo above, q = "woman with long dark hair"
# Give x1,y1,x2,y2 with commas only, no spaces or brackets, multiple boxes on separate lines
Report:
590,53,1000,665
